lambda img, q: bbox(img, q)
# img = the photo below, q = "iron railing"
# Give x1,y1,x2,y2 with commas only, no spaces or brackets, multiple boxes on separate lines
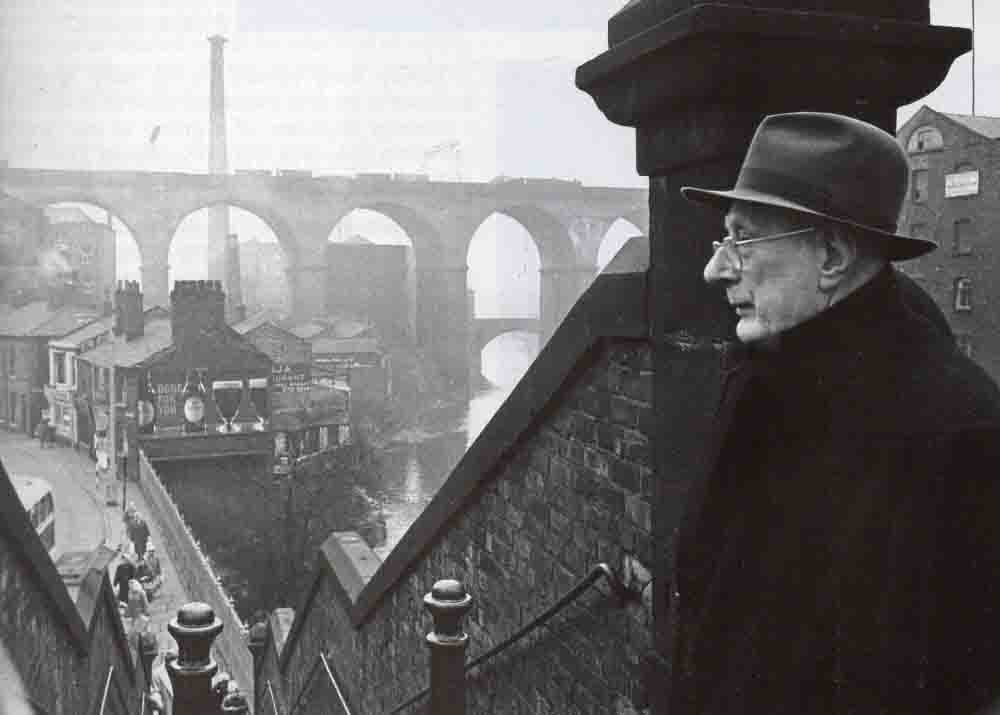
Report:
287,651,354,715
266,680,281,715
387,562,630,714
98,666,114,715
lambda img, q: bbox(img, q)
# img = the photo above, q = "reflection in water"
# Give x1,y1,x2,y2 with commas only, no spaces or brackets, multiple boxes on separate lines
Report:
373,337,537,558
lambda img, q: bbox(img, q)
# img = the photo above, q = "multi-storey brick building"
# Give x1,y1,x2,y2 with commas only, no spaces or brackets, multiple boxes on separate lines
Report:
42,206,116,313
897,106,1000,381
0,300,99,435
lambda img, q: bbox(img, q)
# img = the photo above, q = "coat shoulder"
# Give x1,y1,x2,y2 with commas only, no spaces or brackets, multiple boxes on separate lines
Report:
889,322,1000,432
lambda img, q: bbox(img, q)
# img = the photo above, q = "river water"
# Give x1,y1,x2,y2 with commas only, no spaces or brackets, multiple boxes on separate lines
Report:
373,333,538,557
372,385,510,558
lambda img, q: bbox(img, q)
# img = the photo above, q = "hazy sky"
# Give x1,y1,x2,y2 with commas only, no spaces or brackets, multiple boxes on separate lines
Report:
3,1,995,181
2,0,996,296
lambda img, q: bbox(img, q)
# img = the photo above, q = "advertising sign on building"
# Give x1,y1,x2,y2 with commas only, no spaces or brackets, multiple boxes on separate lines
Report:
272,363,311,393
151,380,185,419
945,170,980,198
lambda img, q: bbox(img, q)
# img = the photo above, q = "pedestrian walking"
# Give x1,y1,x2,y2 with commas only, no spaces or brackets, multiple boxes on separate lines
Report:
113,556,135,604
126,579,149,626
130,514,150,561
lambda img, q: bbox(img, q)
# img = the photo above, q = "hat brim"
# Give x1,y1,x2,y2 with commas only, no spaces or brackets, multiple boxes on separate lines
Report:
680,186,936,261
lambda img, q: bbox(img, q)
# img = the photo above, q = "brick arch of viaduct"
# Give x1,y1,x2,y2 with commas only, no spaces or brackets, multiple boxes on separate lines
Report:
1,170,646,375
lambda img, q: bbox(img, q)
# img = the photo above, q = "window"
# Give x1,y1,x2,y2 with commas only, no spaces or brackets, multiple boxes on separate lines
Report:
907,126,944,153
954,278,972,312
912,170,929,202
953,219,974,256
53,351,66,385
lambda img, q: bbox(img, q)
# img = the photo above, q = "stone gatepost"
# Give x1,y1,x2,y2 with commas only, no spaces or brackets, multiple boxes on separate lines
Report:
576,2,969,712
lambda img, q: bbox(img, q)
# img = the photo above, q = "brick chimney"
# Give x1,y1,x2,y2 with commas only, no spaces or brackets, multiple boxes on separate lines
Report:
170,280,226,350
113,280,144,340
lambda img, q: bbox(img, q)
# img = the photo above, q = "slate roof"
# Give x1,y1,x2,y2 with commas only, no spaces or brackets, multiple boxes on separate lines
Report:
49,315,115,349
942,112,1000,140
0,301,99,338
311,337,381,355
78,318,174,368
232,312,300,342
289,316,370,340
50,306,169,350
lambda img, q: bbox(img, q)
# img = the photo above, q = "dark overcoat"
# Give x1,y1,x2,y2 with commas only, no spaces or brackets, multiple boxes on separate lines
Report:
672,268,1000,714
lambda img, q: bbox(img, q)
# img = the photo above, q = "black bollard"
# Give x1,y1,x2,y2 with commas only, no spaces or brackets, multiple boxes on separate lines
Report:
167,602,224,715
424,579,473,715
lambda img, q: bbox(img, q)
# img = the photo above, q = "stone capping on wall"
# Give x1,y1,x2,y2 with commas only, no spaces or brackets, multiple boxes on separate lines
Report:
76,545,138,677
276,530,384,672
275,237,649,659
136,449,254,696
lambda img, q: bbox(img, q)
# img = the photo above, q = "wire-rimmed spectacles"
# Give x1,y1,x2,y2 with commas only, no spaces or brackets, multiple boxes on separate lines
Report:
710,226,816,272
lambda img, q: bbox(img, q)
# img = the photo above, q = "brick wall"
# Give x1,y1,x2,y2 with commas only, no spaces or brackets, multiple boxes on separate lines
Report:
260,244,655,714
0,465,146,714
136,449,253,696
898,108,1000,381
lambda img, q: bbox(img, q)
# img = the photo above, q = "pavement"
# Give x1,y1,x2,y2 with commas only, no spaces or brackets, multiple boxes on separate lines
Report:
0,431,191,653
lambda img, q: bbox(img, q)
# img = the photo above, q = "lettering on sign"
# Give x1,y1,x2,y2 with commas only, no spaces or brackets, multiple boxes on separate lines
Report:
272,364,311,393
153,383,184,418
945,170,979,198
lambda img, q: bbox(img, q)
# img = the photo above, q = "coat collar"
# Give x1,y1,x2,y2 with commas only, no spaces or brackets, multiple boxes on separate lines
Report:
744,265,902,383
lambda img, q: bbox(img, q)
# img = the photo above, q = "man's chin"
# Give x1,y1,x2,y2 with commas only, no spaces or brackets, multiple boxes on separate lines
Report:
736,317,768,344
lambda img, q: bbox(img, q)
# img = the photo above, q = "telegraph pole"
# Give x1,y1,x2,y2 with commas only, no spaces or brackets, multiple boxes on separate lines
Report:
972,0,976,115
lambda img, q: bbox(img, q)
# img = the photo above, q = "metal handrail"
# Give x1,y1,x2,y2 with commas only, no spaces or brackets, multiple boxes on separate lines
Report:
320,652,353,715
98,666,114,715
288,652,354,715
266,680,281,715
387,563,630,714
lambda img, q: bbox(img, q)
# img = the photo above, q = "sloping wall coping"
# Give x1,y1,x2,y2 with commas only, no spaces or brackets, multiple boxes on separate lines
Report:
0,462,88,648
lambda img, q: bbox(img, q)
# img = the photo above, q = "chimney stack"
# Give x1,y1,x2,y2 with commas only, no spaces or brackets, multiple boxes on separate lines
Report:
224,233,243,322
206,36,232,291
171,280,227,351
114,281,144,340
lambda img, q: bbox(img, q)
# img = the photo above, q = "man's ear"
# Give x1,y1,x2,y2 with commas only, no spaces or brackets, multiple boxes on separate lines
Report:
817,228,857,292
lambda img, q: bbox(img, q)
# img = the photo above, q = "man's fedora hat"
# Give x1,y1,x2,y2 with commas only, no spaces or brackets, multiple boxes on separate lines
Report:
682,112,936,260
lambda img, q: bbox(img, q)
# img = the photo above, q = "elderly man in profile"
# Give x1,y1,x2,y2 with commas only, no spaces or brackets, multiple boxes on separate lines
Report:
673,112,1000,713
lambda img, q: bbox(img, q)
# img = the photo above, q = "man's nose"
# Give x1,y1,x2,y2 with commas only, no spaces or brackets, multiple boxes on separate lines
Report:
703,246,738,284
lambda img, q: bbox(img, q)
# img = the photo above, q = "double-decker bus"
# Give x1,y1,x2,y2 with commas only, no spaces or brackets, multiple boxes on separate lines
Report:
13,476,55,558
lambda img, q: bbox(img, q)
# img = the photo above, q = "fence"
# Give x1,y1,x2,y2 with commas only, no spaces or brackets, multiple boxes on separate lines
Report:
136,449,254,700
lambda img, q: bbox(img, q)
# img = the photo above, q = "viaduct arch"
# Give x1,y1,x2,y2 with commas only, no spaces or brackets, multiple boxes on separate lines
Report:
1,168,647,385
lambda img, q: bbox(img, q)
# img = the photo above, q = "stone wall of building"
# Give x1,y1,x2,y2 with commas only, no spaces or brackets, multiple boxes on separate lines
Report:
0,466,146,714
258,244,655,714
136,449,253,693
898,108,1000,382
326,243,410,344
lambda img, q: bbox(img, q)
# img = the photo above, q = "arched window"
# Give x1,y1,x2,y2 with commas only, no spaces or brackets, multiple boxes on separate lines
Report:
954,277,972,312
907,126,944,153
